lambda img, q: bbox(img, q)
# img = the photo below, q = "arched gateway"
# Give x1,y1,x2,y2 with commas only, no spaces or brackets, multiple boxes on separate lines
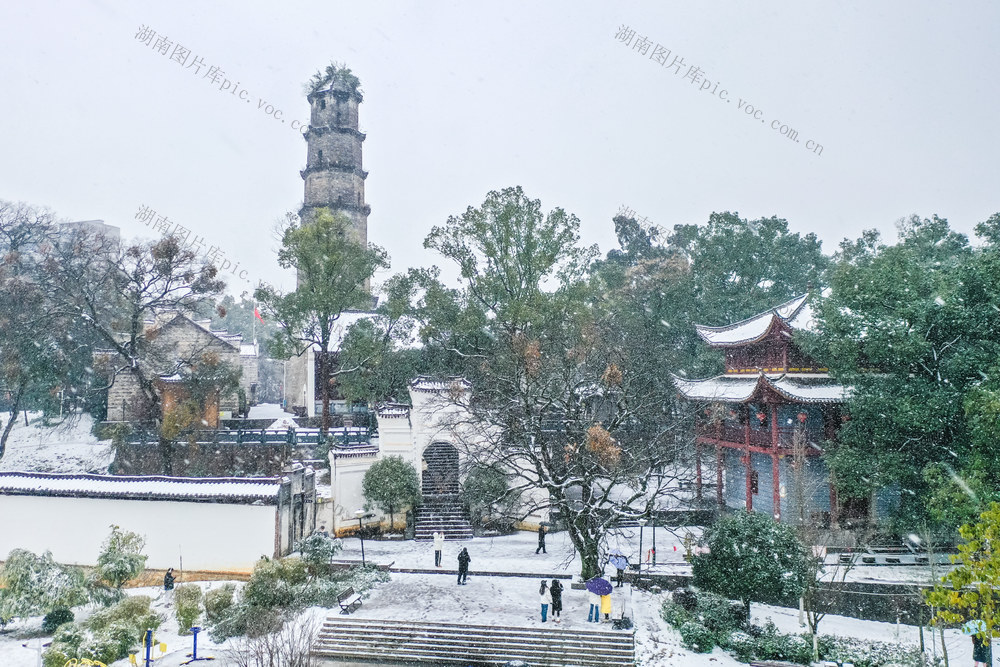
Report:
414,441,473,541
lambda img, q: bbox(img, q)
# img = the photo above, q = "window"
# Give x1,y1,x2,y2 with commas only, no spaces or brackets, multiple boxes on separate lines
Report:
750,470,759,495
317,149,323,164
320,99,326,110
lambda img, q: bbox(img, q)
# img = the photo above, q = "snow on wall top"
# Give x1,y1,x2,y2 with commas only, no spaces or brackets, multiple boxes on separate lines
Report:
694,293,815,347
673,373,848,404
375,402,411,418
410,376,472,393
0,472,283,504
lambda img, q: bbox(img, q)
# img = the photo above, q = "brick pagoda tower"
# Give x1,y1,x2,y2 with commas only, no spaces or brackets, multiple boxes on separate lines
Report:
300,67,370,246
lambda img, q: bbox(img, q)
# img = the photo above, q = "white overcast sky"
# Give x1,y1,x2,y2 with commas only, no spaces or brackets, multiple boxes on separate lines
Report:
2,1,998,295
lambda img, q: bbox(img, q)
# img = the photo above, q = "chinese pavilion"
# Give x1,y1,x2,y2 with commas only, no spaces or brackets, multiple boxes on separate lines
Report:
674,294,858,526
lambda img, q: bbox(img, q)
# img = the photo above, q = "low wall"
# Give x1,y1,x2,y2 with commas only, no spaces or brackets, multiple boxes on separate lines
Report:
0,495,278,571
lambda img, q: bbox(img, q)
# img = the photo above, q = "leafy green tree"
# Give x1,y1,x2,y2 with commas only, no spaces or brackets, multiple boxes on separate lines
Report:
926,502,1000,641
692,511,810,615
294,533,343,578
807,214,1000,530
461,464,519,530
414,187,684,579
362,456,420,531
255,209,389,433
0,549,88,623
92,525,148,603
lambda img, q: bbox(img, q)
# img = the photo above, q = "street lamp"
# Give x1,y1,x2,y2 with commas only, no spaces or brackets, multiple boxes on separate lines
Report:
637,518,648,572
355,510,367,566
355,510,375,567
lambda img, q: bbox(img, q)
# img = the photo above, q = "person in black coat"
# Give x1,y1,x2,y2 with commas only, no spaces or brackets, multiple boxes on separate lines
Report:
162,567,175,604
536,525,547,554
457,547,471,585
549,579,563,623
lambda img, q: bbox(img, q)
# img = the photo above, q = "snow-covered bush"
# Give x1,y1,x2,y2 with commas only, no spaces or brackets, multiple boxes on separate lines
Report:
694,591,747,632
45,595,163,667
722,630,756,662
174,583,203,635
92,525,148,603
41,607,74,633
672,587,698,611
660,599,693,628
0,548,88,623
678,620,715,653
294,533,343,578
204,583,237,625
826,636,927,667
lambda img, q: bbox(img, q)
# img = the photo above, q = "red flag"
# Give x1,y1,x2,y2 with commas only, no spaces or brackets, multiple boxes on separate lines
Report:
254,307,264,323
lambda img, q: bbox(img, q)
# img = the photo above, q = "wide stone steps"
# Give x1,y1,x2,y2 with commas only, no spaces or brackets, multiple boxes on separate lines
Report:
414,493,475,540
312,617,635,666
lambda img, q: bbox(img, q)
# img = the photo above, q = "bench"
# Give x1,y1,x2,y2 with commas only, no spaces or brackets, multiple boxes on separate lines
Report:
337,587,362,614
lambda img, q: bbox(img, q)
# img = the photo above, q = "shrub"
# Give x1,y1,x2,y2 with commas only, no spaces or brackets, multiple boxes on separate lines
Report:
294,533,343,578
41,648,70,667
242,557,308,610
660,600,693,628
93,525,148,603
694,591,747,633
826,636,926,667
78,632,121,665
86,595,161,633
721,630,756,662
204,583,237,625
42,607,75,634
678,621,715,653
175,584,203,635
672,587,698,611
0,549,88,623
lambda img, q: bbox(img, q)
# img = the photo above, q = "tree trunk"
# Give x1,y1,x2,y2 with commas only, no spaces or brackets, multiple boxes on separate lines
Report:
159,435,174,476
320,351,331,436
0,381,27,459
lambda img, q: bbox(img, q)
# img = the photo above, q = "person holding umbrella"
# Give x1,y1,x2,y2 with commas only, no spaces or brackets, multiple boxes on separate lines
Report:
963,619,992,667
586,576,613,623
609,549,629,588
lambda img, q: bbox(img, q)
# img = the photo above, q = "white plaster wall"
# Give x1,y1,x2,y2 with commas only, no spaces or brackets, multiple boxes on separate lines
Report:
0,495,277,571
329,454,377,535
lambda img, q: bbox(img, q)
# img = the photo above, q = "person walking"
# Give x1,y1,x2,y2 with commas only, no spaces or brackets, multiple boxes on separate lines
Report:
162,567,175,605
457,547,471,585
549,579,563,623
539,580,551,622
536,525,547,554
587,590,601,623
433,531,444,568
965,620,992,667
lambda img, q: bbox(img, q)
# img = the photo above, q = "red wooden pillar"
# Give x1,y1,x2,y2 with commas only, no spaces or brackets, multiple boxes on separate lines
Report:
695,440,703,500
770,403,781,520
744,414,753,511
772,453,781,521
716,445,724,506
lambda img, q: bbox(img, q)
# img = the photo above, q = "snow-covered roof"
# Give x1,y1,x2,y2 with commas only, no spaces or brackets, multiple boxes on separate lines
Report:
694,293,816,347
0,472,284,504
673,373,848,404
375,403,411,419
410,376,472,393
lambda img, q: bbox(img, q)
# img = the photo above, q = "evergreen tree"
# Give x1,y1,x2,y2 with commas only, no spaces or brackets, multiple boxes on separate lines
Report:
361,456,421,531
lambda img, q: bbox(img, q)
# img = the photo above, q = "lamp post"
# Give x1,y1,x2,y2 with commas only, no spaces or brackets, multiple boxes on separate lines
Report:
355,510,367,566
651,513,656,567
638,518,648,572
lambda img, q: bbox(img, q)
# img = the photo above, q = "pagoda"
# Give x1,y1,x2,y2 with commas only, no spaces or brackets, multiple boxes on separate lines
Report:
674,294,856,526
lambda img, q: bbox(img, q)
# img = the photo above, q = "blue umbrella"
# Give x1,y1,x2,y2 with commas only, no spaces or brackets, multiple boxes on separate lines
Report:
963,620,987,635
586,577,613,596
609,555,628,571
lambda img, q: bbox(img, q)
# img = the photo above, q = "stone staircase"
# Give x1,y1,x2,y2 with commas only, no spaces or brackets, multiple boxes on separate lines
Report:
415,442,474,540
414,495,474,541
312,617,636,666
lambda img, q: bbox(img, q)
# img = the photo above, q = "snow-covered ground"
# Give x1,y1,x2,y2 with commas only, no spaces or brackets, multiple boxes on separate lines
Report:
0,530,978,666
246,402,298,422
0,412,113,474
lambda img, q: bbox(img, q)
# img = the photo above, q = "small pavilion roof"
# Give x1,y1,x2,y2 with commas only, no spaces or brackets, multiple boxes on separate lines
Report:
673,372,848,404
694,293,816,347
